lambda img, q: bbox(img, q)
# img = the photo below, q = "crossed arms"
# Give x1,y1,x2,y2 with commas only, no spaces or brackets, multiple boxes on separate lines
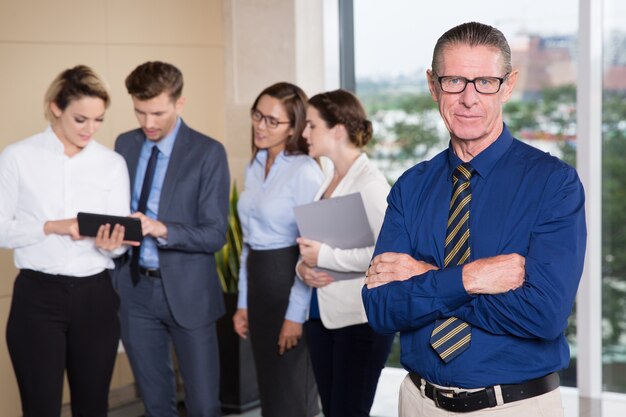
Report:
361,164,586,341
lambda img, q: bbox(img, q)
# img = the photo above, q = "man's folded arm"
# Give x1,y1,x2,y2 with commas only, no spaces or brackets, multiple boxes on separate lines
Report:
452,166,586,340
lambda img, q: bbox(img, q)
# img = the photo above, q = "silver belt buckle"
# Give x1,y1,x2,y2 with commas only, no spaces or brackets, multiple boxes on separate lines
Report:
432,387,454,408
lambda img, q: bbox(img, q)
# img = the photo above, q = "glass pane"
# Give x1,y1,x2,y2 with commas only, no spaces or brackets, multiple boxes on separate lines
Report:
353,0,578,385
602,0,626,394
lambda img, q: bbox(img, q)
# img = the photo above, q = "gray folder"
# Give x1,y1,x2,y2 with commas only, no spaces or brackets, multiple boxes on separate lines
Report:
294,192,374,280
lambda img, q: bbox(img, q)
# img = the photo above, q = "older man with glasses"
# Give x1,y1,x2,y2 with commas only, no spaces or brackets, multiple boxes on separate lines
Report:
363,22,586,417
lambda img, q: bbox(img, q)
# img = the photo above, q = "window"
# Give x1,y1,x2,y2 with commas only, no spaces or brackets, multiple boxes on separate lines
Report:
602,0,626,394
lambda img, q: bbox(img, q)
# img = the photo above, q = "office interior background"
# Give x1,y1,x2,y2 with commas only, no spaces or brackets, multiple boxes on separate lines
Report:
0,0,624,416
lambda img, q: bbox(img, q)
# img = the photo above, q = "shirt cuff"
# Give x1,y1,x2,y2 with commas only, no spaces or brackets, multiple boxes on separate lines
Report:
295,259,305,281
237,286,248,309
435,265,474,310
317,243,333,269
285,303,307,323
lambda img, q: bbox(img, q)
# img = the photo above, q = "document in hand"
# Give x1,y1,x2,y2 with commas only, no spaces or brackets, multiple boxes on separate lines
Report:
294,192,374,280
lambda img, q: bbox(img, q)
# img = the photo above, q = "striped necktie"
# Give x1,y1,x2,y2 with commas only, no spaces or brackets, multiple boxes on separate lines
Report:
430,163,474,363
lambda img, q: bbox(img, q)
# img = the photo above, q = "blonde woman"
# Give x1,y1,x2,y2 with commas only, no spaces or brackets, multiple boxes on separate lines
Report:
0,65,130,417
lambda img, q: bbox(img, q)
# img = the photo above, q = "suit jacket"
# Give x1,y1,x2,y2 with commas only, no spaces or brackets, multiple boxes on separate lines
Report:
312,153,390,329
114,120,230,329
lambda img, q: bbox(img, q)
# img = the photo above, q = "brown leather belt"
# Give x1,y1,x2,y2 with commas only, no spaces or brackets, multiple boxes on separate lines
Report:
409,372,559,413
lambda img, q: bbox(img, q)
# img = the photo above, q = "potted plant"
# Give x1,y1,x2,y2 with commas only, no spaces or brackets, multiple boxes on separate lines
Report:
215,183,260,413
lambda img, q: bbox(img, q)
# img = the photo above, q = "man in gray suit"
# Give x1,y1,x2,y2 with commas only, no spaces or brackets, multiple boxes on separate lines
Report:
114,61,230,417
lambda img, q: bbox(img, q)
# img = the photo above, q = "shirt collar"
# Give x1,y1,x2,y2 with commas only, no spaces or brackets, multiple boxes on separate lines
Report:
144,117,181,157
447,123,514,179
44,125,95,156
253,148,289,167
343,152,369,177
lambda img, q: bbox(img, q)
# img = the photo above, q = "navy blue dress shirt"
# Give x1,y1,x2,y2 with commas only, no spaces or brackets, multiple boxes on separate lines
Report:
362,125,587,388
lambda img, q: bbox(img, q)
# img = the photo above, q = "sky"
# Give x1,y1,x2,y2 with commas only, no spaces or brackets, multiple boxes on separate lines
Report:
353,0,625,77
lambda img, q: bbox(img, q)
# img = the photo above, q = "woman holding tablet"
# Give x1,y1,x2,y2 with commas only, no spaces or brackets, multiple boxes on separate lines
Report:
0,65,131,417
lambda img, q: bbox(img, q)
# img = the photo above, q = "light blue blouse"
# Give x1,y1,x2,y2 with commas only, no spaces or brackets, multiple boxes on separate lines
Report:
237,149,324,323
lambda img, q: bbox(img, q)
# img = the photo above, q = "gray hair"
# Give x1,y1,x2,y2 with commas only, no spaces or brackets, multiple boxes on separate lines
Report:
431,22,512,76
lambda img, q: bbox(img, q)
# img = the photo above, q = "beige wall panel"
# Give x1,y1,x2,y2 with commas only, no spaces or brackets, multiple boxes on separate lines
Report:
105,46,225,144
105,0,222,46
0,296,22,417
230,0,296,105
0,1,107,44
229,156,249,190
0,43,112,149
110,352,135,388
224,104,252,158
0,250,18,297
294,0,325,96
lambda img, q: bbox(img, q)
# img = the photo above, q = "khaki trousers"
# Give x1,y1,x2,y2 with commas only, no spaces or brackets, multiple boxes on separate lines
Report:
399,374,564,417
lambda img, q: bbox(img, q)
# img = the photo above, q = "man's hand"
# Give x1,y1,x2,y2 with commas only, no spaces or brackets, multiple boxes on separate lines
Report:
462,253,525,294
297,261,333,288
130,212,168,239
365,252,438,289
296,237,321,267
278,319,302,355
233,308,249,339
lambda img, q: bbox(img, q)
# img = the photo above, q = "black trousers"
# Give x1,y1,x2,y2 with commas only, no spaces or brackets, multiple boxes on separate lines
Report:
6,269,120,417
305,319,395,417
247,246,320,417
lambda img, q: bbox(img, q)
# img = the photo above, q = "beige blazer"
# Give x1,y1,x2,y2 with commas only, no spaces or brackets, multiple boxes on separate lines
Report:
306,153,390,329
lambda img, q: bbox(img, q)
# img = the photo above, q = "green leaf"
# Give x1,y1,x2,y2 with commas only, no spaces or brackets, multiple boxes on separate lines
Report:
216,182,244,293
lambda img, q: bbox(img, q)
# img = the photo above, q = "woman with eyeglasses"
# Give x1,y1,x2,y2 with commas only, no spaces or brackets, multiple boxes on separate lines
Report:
232,82,323,417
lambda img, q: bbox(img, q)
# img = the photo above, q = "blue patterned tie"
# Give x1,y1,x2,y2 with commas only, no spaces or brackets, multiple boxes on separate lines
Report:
430,163,474,362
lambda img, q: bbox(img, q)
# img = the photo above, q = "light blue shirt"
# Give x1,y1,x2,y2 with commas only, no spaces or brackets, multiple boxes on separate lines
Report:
237,150,324,322
132,118,181,268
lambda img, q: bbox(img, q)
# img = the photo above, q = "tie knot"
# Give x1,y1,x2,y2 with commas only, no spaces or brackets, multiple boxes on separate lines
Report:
149,145,159,157
454,163,474,182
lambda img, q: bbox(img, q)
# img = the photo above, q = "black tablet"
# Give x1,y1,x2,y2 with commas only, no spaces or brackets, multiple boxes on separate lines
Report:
77,212,143,242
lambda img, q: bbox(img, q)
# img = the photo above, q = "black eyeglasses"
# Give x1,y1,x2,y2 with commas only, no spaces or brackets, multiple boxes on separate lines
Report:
250,109,290,129
437,74,509,94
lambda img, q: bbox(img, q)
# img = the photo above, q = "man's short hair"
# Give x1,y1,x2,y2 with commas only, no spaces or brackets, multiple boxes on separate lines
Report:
431,22,512,76
125,61,183,101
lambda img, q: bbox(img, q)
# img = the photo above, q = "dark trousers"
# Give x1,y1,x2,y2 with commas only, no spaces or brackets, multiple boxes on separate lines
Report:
118,274,221,417
247,247,320,417
6,269,120,417
305,319,394,417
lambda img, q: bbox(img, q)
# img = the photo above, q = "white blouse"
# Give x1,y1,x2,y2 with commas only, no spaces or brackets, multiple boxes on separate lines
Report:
0,127,131,277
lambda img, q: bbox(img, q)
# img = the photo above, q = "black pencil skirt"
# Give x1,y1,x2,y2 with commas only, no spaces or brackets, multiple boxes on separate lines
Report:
247,246,320,417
